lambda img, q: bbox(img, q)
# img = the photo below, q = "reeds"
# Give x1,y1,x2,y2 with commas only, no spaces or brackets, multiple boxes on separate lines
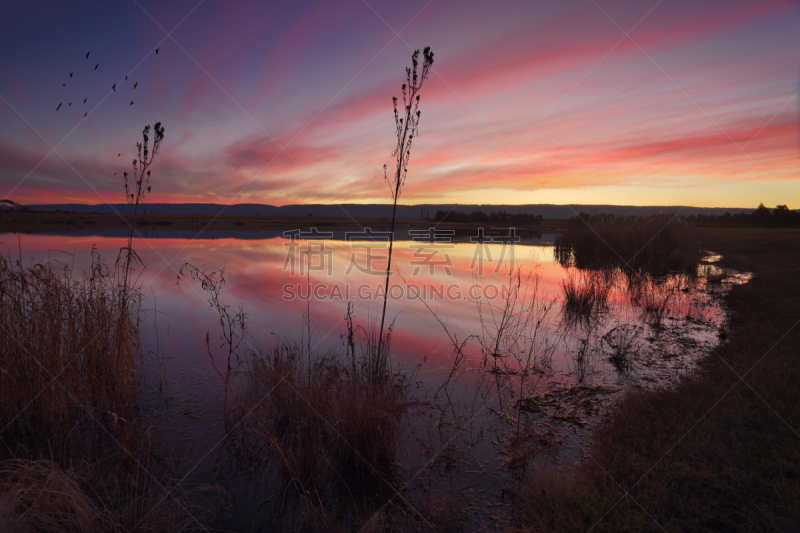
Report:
236,329,412,490
625,274,677,328
555,213,700,274
0,252,220,531
0,250,149,445
560,268,613,320
206,316,417,531
0,458,218,532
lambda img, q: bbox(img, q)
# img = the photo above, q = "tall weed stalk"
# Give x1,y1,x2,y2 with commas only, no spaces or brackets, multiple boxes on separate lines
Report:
378,47,434,357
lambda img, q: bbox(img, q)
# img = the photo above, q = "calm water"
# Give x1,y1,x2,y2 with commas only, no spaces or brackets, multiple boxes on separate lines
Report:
1,228,749,530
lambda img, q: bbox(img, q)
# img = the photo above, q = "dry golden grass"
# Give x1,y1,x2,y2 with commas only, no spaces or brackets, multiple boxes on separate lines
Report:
0,251,148,445
220,325,416,530
0,252,219,532
0,458,218,533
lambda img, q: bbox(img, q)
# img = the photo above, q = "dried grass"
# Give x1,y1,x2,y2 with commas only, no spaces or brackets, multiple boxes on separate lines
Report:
238,330,413,488
0,251,150,444
0,458,216,533
555,213,700,275
560,268,613,320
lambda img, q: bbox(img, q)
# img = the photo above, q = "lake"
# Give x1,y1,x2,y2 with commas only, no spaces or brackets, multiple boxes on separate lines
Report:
0,226,749,530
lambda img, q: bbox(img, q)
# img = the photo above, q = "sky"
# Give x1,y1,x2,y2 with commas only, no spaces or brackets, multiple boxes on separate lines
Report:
1,0,799,209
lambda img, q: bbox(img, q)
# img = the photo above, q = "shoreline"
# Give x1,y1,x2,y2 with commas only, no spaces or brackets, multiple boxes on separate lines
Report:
514,226,800,531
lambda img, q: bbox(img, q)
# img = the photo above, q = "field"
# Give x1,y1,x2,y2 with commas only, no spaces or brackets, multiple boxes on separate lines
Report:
515,227,800,532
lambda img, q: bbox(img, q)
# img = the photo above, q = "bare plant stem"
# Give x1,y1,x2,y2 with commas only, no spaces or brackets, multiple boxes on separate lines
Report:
377,47,434,358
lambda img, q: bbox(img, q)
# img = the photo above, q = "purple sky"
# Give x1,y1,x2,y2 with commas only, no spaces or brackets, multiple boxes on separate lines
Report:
1,0,799,208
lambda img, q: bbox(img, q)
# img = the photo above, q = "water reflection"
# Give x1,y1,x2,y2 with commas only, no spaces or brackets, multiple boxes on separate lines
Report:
0,230,749,531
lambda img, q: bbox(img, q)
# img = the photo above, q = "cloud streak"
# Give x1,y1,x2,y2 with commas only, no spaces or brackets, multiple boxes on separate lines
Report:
0,0,797,208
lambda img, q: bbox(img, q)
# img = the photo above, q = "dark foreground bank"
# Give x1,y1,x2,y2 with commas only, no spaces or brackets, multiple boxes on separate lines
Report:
514,227,800,532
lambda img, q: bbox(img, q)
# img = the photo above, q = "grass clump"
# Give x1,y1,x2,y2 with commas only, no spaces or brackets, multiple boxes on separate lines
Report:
555,213,700,275
0,251,218,531
0,459,109,533
193,305,418,529
237,329,413,491
0,251,150,447
560,268,613,320
0,458,217,532
624,274,679,328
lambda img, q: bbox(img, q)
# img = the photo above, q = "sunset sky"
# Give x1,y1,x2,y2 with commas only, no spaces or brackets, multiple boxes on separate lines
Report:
1,0,798,209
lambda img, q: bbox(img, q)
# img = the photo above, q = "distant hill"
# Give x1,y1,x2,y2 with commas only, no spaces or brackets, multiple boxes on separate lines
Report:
15,203,759,219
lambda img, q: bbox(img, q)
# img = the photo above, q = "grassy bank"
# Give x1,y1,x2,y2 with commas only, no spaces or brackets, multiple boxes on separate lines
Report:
515,227,800,531
0,255,215,531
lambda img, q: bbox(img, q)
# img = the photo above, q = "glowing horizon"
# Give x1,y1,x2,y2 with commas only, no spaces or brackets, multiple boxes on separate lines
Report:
1,0,798,210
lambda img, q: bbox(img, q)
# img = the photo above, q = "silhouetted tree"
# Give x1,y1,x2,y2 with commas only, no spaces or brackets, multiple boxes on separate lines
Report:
772,204,796,226
752,202,771,225
378,47,434,356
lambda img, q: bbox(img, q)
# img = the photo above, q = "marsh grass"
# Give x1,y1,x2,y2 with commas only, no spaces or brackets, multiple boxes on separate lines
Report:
560,268,614,321
0,251,218,531
0,459,109,533
0,250,153,447
555,213,700,275
234,328,413,491
0,457,219,532
212,329,417,531
511,228,800,531
181,261,418,529
625,274,680,328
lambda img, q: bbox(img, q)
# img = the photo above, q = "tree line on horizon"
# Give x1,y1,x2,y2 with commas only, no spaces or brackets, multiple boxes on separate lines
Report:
434,209,544,224
687,203,800,228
